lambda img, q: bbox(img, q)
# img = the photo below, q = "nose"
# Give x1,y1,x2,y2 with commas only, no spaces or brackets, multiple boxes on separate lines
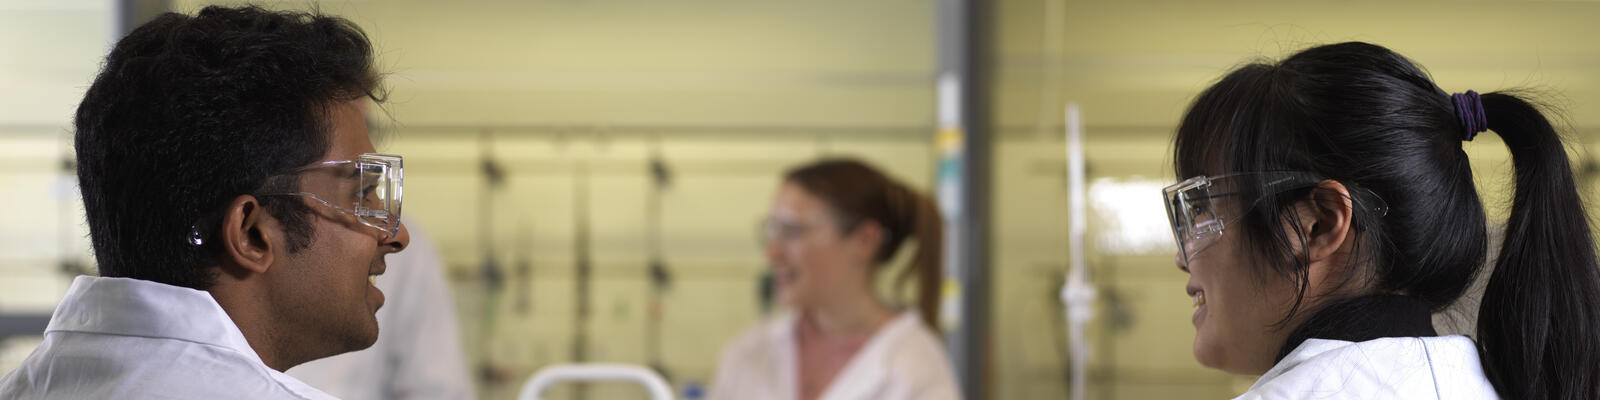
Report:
383,221,411,253
764,239,783,263
1175,253,1190,274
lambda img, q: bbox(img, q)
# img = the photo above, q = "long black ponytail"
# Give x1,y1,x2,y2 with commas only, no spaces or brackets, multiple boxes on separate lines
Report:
1476,93,1600,399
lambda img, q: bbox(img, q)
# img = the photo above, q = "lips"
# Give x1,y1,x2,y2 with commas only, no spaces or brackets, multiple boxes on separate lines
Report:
1186,285,1205,307
1187,285,1206,326
772,265,797,284
367,261,387,310
367,270,385,287
368,260,387,282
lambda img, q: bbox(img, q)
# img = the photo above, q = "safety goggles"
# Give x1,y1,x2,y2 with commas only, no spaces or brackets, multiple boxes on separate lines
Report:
756,216,817,247
1164,171,1380,265
259,153,404,240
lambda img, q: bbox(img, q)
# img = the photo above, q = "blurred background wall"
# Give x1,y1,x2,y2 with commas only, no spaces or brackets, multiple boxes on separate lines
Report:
3,1,1598,399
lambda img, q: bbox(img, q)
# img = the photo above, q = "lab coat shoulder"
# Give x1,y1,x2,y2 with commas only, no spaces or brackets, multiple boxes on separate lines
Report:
0,276,337,400
1236,336,1497,400
866,314,962,400
2,333,284,399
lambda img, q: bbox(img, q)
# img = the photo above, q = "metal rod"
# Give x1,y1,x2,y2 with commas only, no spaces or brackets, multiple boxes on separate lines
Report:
1062,103,1097,400
0,314,50,341
938,0,991,398
369,123,931,139
571,161,592,400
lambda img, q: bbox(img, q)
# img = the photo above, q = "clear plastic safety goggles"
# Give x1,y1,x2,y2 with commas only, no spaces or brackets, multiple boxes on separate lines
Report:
1163,171,1385,265
259,153,404,239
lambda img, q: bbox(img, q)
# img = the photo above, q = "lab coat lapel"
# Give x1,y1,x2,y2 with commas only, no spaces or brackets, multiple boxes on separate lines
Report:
816,312,909,400
770,313,801,400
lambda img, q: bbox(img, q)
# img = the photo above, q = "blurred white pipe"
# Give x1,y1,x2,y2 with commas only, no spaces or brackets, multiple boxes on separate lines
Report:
1061,102,1096,400
518,363,675,400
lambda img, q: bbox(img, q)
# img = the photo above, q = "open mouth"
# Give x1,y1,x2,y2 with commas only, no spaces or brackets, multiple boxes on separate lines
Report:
368,262,387,287
772,266,797,284
1186,284,1205,306
366,263,387,311
1186,285,1206,324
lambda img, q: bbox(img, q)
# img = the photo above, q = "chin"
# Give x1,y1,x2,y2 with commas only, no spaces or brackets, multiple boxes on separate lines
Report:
348,329,379,352
775,286,802,308
775,296,798,311
1192,338,1227,371
1193,348,1216,370
347,316,381,351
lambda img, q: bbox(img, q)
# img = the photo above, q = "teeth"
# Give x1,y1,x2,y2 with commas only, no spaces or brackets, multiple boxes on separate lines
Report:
368,275,376,286
1192,291,1205,307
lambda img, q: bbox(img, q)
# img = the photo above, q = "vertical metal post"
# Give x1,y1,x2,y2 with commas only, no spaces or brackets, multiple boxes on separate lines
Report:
1062,103,1096,400
936,0,989,399
572,161,592,400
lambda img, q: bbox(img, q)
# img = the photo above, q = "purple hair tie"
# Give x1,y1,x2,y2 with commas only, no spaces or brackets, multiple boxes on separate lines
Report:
1452,90,1487,141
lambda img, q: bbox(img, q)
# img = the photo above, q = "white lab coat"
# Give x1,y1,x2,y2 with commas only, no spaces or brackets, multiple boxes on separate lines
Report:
288,222,475,400
0,276,337,399
1238,335,1498,399
709,310,962,400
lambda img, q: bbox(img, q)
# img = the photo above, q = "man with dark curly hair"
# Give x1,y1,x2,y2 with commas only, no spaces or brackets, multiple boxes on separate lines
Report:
0,5,409,399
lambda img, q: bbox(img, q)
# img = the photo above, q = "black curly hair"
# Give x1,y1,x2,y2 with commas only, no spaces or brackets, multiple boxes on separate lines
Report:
74,5,384,289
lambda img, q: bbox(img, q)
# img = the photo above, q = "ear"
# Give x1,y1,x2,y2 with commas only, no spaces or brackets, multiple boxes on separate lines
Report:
1293,180,1355,265
218,195,279,274
846,220,886,261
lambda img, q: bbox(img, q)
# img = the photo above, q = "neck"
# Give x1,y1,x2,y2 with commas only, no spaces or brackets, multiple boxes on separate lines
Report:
208,283,296,372
1275,293,1437,363
804,285,893,337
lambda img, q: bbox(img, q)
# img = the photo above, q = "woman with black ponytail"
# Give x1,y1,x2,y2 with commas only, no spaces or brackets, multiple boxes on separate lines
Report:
1167,41,1600,399
709,158,960,400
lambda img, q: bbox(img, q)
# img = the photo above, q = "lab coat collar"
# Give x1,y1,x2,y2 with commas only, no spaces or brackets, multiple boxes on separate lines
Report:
1244,335,1497,399
1254,338,1352,387
46,275,265,367
771,310,920,400
765,312,801,399
817,311,920,399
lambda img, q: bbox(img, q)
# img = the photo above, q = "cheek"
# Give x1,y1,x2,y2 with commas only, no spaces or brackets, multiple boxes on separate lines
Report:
797,242,844,275
1192,280,1265,371
318,230,375,286
1187,243,1249,364
787,242,843,295
1192,253,1304,373
782,242,807,265
349,239,382,278
787,244,821,284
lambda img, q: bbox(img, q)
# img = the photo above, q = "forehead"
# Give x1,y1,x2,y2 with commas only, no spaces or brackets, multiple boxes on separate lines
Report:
773,182,831,219
318,99,376,163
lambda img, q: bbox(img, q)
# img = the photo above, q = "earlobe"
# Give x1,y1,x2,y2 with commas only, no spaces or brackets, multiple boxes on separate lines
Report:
218,195,277,274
